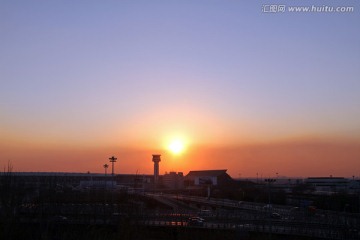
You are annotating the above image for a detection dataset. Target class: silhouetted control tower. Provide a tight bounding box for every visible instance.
[152,154,161,187]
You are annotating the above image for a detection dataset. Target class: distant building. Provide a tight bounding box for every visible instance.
[163,172,184,189]
[79,180,116,189]
[306,177,349,193]
[263,178,304,193]
[0,172,154,191]
[348,179,360,194]
[184,169,233,187]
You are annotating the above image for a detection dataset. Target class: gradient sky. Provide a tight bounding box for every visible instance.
[1,0,360,178]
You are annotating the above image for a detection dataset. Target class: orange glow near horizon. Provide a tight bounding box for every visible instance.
[2,137,360,178]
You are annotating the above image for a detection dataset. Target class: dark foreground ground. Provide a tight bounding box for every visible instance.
[0,221,326,240]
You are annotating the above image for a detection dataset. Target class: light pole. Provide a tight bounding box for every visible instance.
[265,178,276,205]
[264,178,276,240]
[109,156,117,177]
[109,156,117,190]
[103,164,109,176]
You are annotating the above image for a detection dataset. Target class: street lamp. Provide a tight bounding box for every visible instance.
[109,156,117,177]
[109,156,117,190]
[264,178,276,239]
[103,164,109,176]
[264,178,276,205]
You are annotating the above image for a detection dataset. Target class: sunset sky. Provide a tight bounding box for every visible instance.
[1,1,360,178]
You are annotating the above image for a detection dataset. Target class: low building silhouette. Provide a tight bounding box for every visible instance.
[184,169,233,187]
[306,177,349,194]
[162,172,184,190]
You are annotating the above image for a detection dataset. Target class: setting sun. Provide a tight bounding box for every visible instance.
[168,140,185,154]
